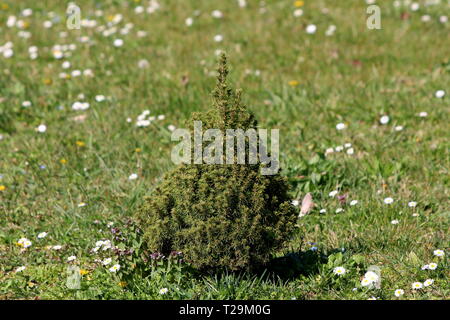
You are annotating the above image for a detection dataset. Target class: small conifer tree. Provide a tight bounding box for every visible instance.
[136,54,297,271]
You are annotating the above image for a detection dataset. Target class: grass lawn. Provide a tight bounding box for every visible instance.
[0,0,448,300]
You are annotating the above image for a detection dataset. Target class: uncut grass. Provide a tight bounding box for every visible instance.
[0,0,449,299]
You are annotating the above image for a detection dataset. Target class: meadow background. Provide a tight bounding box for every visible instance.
[0,0,448,300]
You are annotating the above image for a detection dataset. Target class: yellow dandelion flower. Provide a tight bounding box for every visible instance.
[119,281,127,288]
[294,1,304,7]
[76,141,85,147]
[1,3,9,10]
[43,78,52,85]
[0,185,6,191]
[79,269,89,276]
[135,148,142,153]
[288,80,299,87]
[60,158,67,164]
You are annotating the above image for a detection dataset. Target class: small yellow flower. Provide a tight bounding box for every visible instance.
[288,80,299,87]
[119,281,127,288]
[1,3,9,9]
[43,78,53,85]
[79,269,89,276]
[0,185,6,191]
[107,15,115,22]
[135,148,142,153]
[294,1,304,7]
[28,281,36,288]
[60,158,67,164]
[76,141,85,147]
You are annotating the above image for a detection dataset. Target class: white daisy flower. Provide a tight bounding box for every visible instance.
[333,266,346,275]
[394,125,404,131]
[350,200,358,206]
[67,255,77,262]
[138,59,150,69]
[319,209,327,213]
[71,70,81,77]
[433,249,444,257]
[383,197,394,204]
[211,10,223,18]
[379,115,390,125]
[336,123,346,130]
[394,289,404,297]
[408,201,417,207]
[6,15,17,28]
[364,271,379,283]
[185,17,193,26]
[22,238,32,248]
[62,61,71,69]
[411,282,423,290]
[109,264,120,272]
[159,287,169,295]
[52,245,62,250]
[335,208,344,213]
[36,124,47,133]
[95,240,105,247]
[423,279,434,287]
[22,8,33,17]
[306,24,317,34]
[421,15,431,22]
[391,219,399,225]
[292,200,299,206]
[72,101,90,111]
[128,173,138,180]
[410,3,419,11]
[214,34,223,42]
[418,111,428,117]
[325,25,336,36]
[37,232,48,239]
[435,90,445,99]
[83,69,94,77]
[293,9,303,17]
[329,190,338,197]
[428,263,437,270]
[361,278,372,287]
[3,48,14,59]
[113,39,124,47]
[15,266,26,273]
[102,258,112,265]
[238,0,247,8]
[52,49,64,59]
[95,95,106,102]
[92,246,100,253]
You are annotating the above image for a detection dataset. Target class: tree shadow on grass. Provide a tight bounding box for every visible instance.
[259,250,328,281]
